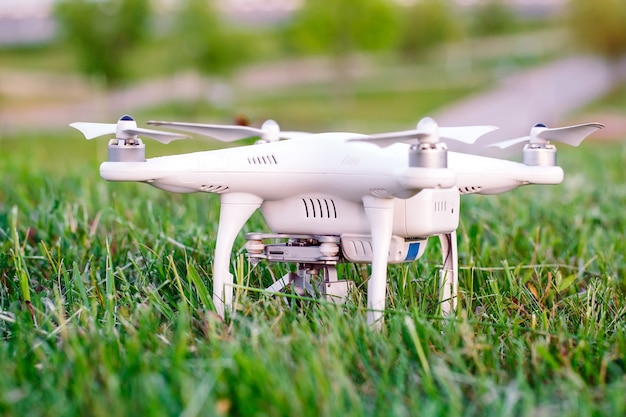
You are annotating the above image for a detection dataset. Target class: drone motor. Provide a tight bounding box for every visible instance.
[107,137,146,162]
[522,143,557,166]
[409,141,448,168]
[352,117,496,170]
[70,114,190,163]
[408,117,448,168]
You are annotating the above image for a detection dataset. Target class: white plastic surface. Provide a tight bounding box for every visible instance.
[76,116,604,327]
[341,234,428,264]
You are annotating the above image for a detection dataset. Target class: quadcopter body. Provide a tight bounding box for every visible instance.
[72,115,603,327]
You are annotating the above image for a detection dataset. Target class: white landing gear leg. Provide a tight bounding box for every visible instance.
[213,193,261,318]
[438,231,458,315]
[363,196,395,329]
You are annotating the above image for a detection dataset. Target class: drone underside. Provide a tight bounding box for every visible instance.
[243,187,459,315]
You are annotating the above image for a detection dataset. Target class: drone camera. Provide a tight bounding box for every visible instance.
[244,234,349,303]
[107,138,146,162]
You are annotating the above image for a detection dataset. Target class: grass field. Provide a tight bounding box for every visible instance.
[1,115,626,416]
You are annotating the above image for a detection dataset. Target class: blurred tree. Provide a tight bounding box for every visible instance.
[54,0,152,87]
[283,0,400,100]
[397,0,461,59]
[568,0,626,61]
[173,0,251,78]
[285,0,400,58]
[468,0,518,37]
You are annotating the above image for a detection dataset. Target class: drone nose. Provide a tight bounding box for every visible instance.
[534,123,547,128]
[120,114,135,121]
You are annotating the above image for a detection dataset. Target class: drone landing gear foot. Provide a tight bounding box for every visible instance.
[438,231,458,315]
[265,265,350,304]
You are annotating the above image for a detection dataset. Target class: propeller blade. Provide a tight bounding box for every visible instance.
[147,120,310,142]
[488,136,529,149]
[147,121,262,142]
[70,122,117,140]
[350,125,497,147]
[365,129,424,147]
[489,122,605,149]
[123,127,190,144]
[278,131,311,139]
[535,122,605,146]
[439,126,499,143]
[70,122,189,144]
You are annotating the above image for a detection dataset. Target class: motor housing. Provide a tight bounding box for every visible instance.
[108,138,146,162]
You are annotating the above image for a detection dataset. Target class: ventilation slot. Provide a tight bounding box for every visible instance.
[301,198,337,219]
[349,239,372,257]
[342,155,360,166]
[370,188,391,198]
[200,184,229,193]
[434,201,447,212]
[248,154,278,165]
[459,186,482,195]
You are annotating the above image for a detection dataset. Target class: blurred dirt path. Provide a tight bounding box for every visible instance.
[0,70,211,131]
[1,54,625,141]
[433,55,626,151]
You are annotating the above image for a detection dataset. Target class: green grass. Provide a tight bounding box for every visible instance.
[1,122,626,416]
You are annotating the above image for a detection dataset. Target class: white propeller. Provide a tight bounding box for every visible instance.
[350,117,498,147]
[147,119,309,143]
[489,122,605,149]
[70,115,190,144]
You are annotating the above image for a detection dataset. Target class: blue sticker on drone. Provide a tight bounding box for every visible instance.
[404,242,421,261]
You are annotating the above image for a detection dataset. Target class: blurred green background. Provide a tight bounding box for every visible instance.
[1,0,625,136]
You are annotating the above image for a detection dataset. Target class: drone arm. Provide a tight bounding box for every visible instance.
[363,196,395,329]
[213,193,262,318]
[438,232,458,314]
[450,153,564,194]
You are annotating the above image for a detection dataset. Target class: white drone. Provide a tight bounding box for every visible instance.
[71,115,603,328]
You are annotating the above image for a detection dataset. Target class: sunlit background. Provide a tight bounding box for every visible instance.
[0,0,625,139]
